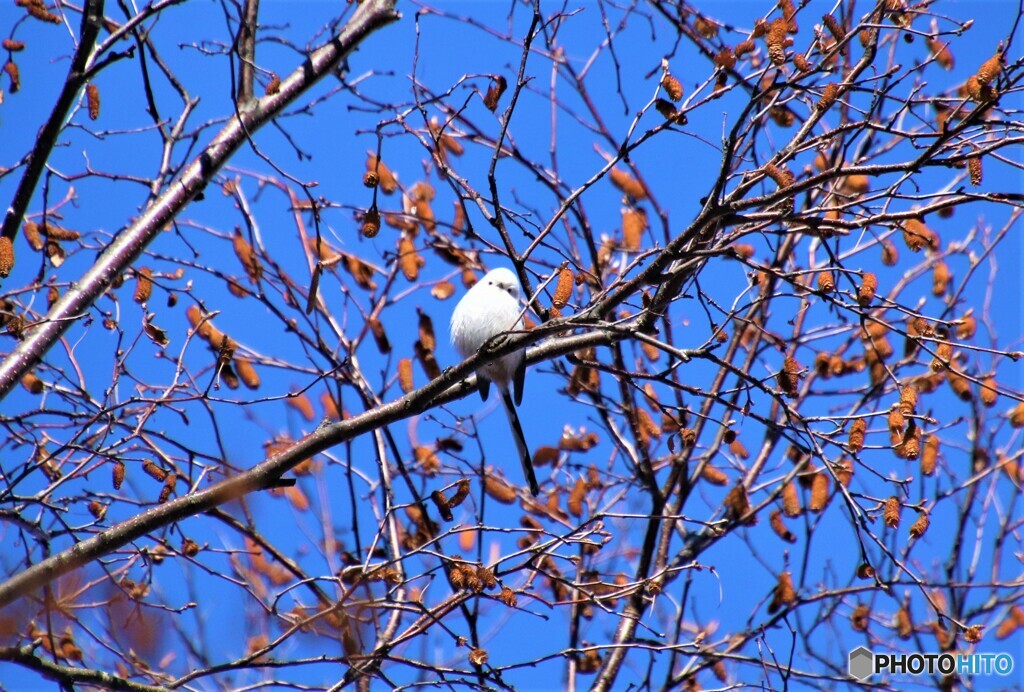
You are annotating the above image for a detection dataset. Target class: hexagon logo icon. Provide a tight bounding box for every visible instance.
[848,646,874,680]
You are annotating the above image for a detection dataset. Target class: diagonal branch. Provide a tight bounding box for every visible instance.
[0,0,400,399]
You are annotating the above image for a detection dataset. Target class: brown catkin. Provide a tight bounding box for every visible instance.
[700,464,728,486]
[793,53,810,72]
[975,51,1003,86]
[822,14,844,42]
[398,236,423,281]
[782,480,801,516]
[398,358,414,393]
[909,513,930,538]
[661,73,683,102]
[232,228,261,282]
[816,270,835,293]
[899,386,918,416]
[968,156,982,186]
[0,236,13,278]
[482,476,517,504]
[2,39,25,51]
[858,272,877,306]
[610,167,647,199]
[86,83,100,120]
[980,377,998,407]
[567,478,586,517]
[766,18,789,65]
[361,208,381,238]
[552,268,573,309]
[883,496,901,528]
[621,207,647,251]
[849,419,866,453]
[808,472,829,512]
[1010,402,1024,428]
[113,460,125,489]
[927,36,954,70]
[235,358,260,389]
[778,356,801,397]
[365,153,397,194]
[133,267,153,304]
[483,75,507,111]
[881,240,898,266]
[957,314,977,340]
[770,509,797,543]
[816,83,839,111]
[734,39,756,58]
[763,163,794,188]
[768,571,796,613]
[932,261,951,296]
[921,434,938,475]
[21,371,43,393]
[4,60,20,92]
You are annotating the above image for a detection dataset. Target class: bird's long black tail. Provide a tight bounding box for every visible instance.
[500,388,539,496]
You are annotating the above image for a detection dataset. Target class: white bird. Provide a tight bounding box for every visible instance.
[450,267,539,496]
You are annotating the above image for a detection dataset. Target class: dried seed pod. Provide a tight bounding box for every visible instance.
[417,309,435,352]
[4,60,20,92]
[769,509,796,543]
[24,2,61,23]
[112,460,126,489]
[841,174,870,194]
[286,392,315,421]
[778,356,801,397]
[700,464,728,486]
[931,260,951,296]
[947,369,972,401]
[621,207,647,251]
[896,607,914,639]
[398,235,424,281]
[567,478,586,517]
[552,268,573,308]
[724,483,753,524]
[1010,402,1024,428]
[975,51,1003,86]
[158,473,176,503]
[921,434,938,475]
[133,267,153,303]
[654,98,681,122]
[763,163,794,188]
[902,218,938,252]
[968,155,982,186]
[431,280,455,300]
[816,83,839,111]
[0,236,13,278]
[367,317,390,354]
[848,419,866,453]
[232,228,261,283]
[858,272,878,306]
[482,75,507,111]
[980,377,998,407]
[766,18,789,65]
[143,460,168,482]
[661,73,683,101]
[816,270,835,293]
[881,240,898,266]
[768,571,795,613]
[610,168,647,199]
[899,386,918,416]
[414,339,441,379]
[909,512,930,538]
[927,35,954,70]
[694,15,719,38]
[23,221,43,251]
[365,153,397,194]
[956,314,976,340]
[808,472,829,512]
[883,496,901,528]
[482,475,517,504]
[782,480,801,517]
[822,14,844,42]
[21,371,43,393]
[86,83,100,120]
[397,358,414,392]
[2,39,25,51]
[931,341,953,371]
[430,490,453,522]
[235,358,260,389]
[449,479,471,508]
[360,208,381,238]
[851,603,870,632]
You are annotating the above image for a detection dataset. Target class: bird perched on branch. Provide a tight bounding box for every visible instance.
[450,267,539,496]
